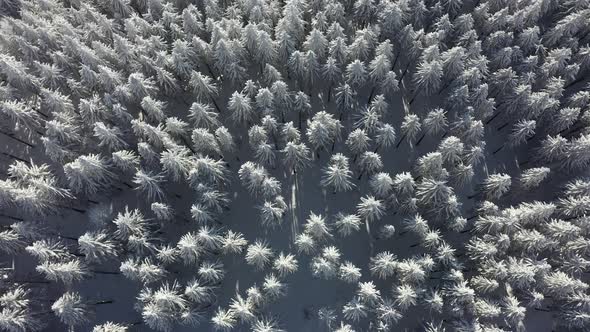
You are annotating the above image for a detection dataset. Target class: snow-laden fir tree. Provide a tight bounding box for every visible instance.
[3,1,590,331]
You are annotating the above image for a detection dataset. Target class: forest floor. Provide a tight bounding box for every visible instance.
[0,68,558,331]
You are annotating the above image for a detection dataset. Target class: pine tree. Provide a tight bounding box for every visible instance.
[113,207,147,240]
[419,108,447,145]
[140,96,167,123]
[78,231,118,263]
[0,100,40,134]
[355,107,382,134]
[215,126,237,156]
[112,150,140,172]
[321,155,355,193]
[211,308,236,332]
[189,71,220,111]
[339,261,362,283]
[357,152,383,178]
[228,91,254,125]
[346,60,367,88]
[253,317,284,332]
[346,129,371,158]
[508,120,536,148]
[258,197,286,227]
[304,212,332,241]
[369,172,394,197]
[412,59,443,100]
[294,233,315,254]
[160,146,194,182]
[293,91,312,127]
[481,173,512,200]
[255,88,274,114]
[261,274,285,300]
[131,120,173,149]
[335,83,356,119]
[323,57,341,101]
[328,31,346,59]
[273,252,299,277]
[188,102,220,129]
[92,322,128,332]
[342,297,367,322]
[133,169,165,202]
[397,114,422,148]
[374,124,396,152]
[198,260,225,284]
[357,195,385,223]
[64,154,116,196]
[245,240,274,270]
[376,71,399,100]
[37,259,89,285]
[519,167,550,190]
[306,111,342,154]
[52,292,91,329]
[438,136,464,165]
[221,230,248,255]
[369,53,391,85]
[282,141,311,173]
[127,72,156,102]
[191,128,220,155]
[93,122,128,151]
[26,239,70,262]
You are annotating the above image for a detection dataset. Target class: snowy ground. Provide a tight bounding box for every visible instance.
[0,65,565,331]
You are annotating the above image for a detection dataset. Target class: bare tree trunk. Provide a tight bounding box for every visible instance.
[273,134,280,150]
[209,95,222,113]
[206,63,217,80]
[564,124,586,137]
[415,133,426,146]
[367,86,375,105]
[398,62,412,84]
[409,90,419,105]
[180,97,192,107]
[564,74,588,89]
[180,136,197,154]
[54,234,79,241]
[92,270,120,275]
[10,279,50,285]
[497,122,509,131]
[492,144,504,154]
[437,77,456,95]
[485,109,503,125]
[391,53,399,71]
[0,213,23,221]
[53,203,86,214]
[365,219,374,255]
[1,152,29,164]
[0,131,35,148]
[395,133,407,148]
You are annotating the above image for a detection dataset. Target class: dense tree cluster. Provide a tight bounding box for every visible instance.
[0,0,590,331]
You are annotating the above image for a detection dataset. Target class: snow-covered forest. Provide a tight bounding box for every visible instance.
[0,0,589,330]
